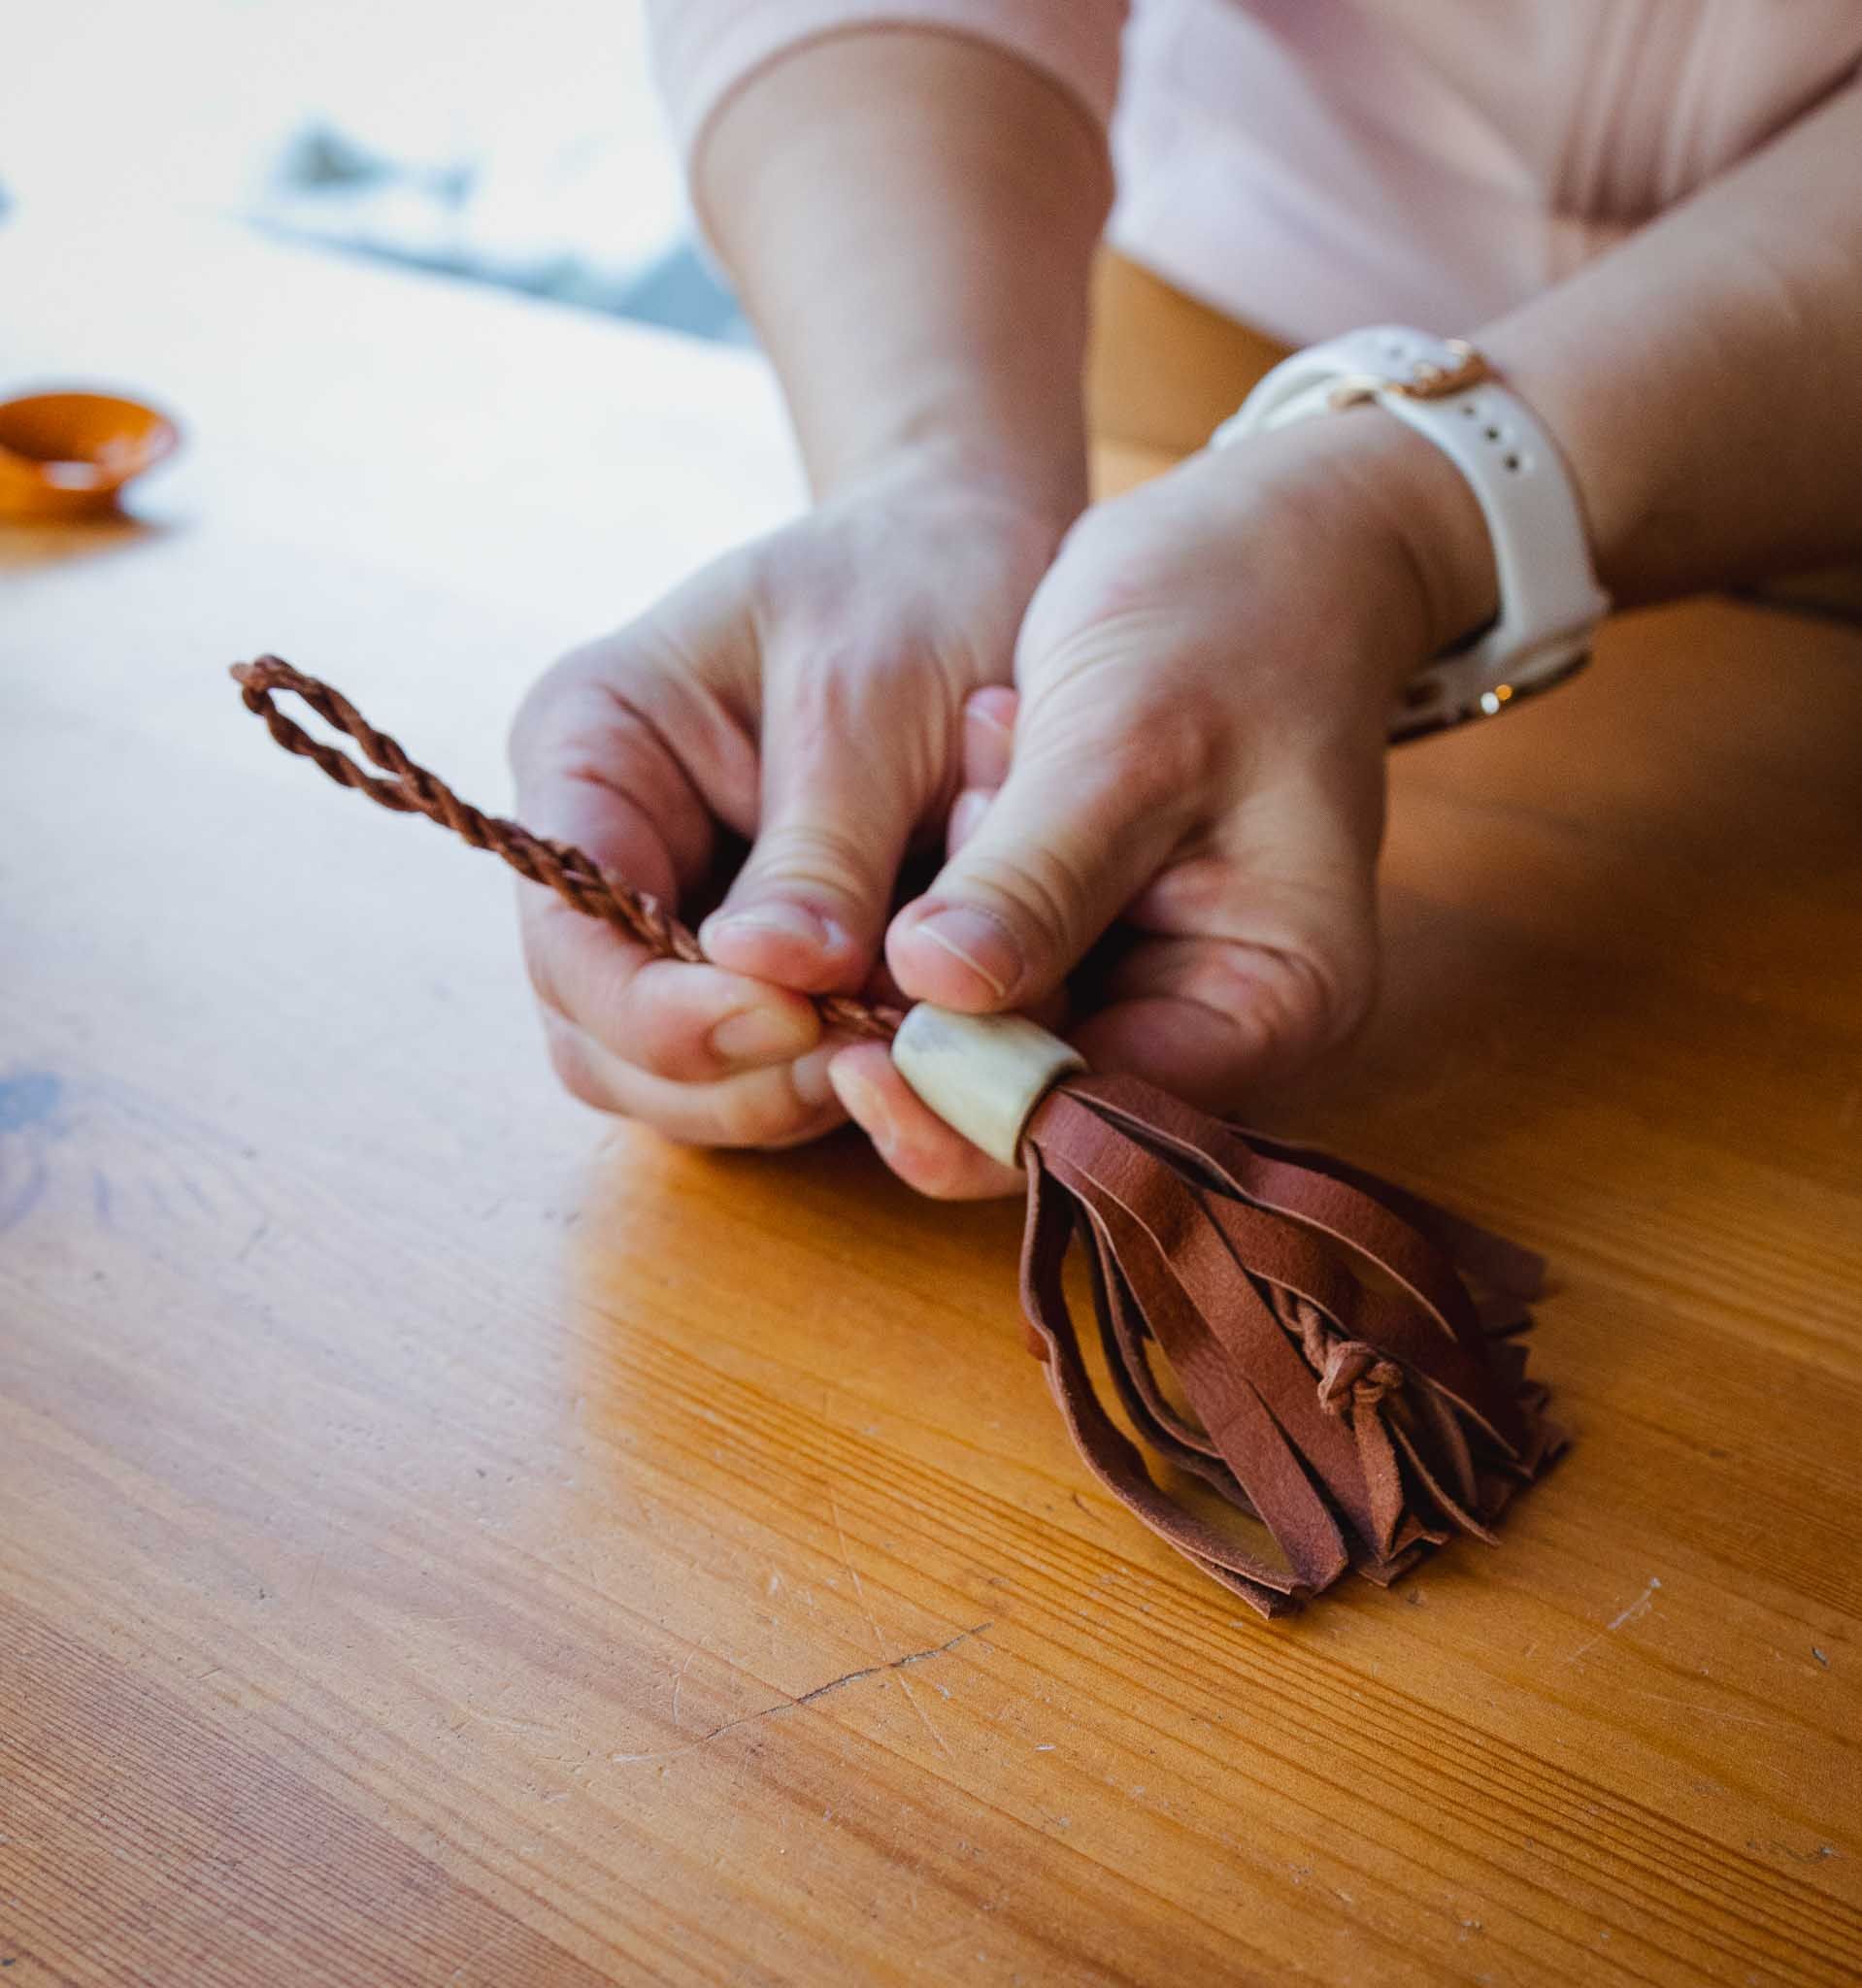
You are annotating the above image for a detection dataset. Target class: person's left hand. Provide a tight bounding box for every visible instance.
[827,413,1495,1196]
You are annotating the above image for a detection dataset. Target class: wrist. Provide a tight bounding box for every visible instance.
[826,428,1087,549]
[810,362,1092,531]
[1219,414,1498,696]
[1214,330,1617,738]
[1327,409,1501,659]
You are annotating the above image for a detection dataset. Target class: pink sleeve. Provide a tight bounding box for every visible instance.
[647,1,1127,158]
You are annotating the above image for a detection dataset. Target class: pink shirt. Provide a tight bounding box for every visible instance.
[648,0,1862,344]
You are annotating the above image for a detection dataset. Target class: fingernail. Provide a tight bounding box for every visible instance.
[828,1058,897,1151]
[948,788,990,851]
[709,1003,815,1068]
[790,1043,840,1110]
[910,904,1022,1001]
[965,691,1015,741]
[704,900,844,954]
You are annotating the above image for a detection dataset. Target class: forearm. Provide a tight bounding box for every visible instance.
[1480,81,1862,609]
[694,27,1112,521]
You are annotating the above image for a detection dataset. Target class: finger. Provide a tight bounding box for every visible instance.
[962,685,1016,788]
[513,745,818,1083]
[702,652,945,996]
[511,673,699,906]
[887,668,1201,1011]
[827,1044,1024,1200]
[946,787,992,857]
[511,627,810,1080]
[1071,937,1362,1108]
[524,895,821,1081]
[947,688,1015,854]
[510,618,761,899]
[1073,772,1381,1104]
[543,1011,848,1149]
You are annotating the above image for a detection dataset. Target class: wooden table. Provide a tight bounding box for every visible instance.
[3,209,1857,1987]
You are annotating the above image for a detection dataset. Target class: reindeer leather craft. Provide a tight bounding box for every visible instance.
[233,656,1562,1617]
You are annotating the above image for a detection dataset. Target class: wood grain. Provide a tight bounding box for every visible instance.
[1,211,1856,1987]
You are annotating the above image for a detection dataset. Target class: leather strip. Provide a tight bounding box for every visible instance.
[1066,1074,1529,1452]
[1053,1157,1354,1589]
[1019,1162,1307,1613]
[1020,1081,1559,1607]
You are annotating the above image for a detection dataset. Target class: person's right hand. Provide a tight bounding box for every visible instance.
[507,462,1068,1150]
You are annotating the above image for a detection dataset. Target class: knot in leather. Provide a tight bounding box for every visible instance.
[1316,1339,1405,1419]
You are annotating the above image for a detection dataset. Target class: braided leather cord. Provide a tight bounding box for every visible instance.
[230,657,902,1042]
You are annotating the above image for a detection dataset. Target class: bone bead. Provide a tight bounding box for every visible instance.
[889,1005,1085,1169]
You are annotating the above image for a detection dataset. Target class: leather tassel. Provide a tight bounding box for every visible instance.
[1008,1073,1562,1614]
[231,657,1562,1620]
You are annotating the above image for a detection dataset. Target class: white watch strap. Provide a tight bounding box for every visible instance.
[1214,327,1611,739]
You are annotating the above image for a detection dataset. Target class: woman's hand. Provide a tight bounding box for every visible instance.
[827,413,1497,1198]
[508,461,1069,1150]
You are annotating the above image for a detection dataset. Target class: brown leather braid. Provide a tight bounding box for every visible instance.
[229,657,902,1041]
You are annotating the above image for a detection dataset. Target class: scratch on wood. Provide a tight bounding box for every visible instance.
[1612,1687,1789,1734]
[827,1487,879,1641]
[670,1640,704,1732]
[608,1622,992,1767]
[1606,1577,1662,1632]
[829,1485,952,1759]
[1566,1576,1661,1664]
[459,1706,561,1738]
[1747,1838,1838,1865]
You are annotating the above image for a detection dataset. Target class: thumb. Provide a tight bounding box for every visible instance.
[886,670,1200,1011]
[702,657,938,996]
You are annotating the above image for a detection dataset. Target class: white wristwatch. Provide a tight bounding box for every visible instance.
[1213,326,1611,741]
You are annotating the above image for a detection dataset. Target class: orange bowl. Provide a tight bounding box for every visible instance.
[0,390,181,521]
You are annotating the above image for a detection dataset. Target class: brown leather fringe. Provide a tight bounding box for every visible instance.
[1019,1077,1561,1614]
[233,658,1560,1616]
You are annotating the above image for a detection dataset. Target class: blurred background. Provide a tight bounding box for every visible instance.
[3,0,748,344]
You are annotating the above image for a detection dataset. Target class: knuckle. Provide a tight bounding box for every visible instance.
[508,649,633,792]
[521,922,567,1020]
[957,843,1094,963]
[1027,663,1219,792]
[508,654,581,774]
[747,817,883,897]
[543,1021,612,1113]
[509,560,748,779]
[1123,709,1217,809]
[659,1037,726,1086]
[1045,496,1174,624]
[889,1135,1008,1201]
[712,1076,807,1150]
[898,1146,974,1201]
[751,1109,842,1153]
[623,1026,699,1084]
[520,898,607,1026]
[1209,931,1374,1061]
[1052,495,1138,580]
[1315,951,1377,1050]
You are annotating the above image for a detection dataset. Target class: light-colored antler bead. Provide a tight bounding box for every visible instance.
[889,1005,1085,1168]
